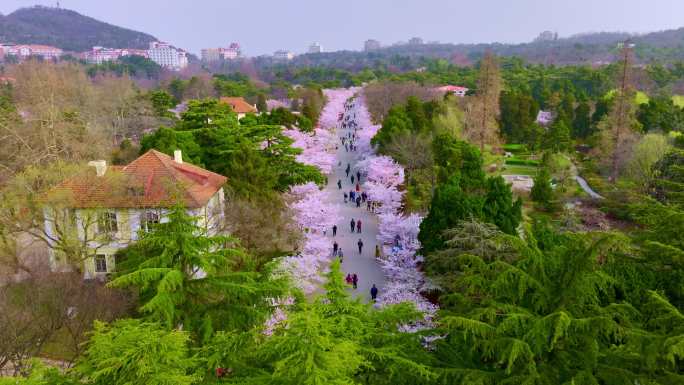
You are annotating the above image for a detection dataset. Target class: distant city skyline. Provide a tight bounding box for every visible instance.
[2,0,684,56]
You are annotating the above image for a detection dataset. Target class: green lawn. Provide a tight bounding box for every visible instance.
[604,90,684,106]
[499,164,538,176]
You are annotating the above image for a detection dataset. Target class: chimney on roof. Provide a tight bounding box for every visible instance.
[87,160,107,177]
[174,149,183,164]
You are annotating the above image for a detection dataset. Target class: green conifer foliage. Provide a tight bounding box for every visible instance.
[110,205,283,338]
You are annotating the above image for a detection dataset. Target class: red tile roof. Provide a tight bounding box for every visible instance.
[219,97,258,114]
[52,150,227,209]
[437,85,469,93]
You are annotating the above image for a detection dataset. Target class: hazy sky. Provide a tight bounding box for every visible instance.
[2,0,683,55]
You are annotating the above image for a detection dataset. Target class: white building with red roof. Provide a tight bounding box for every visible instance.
[1,44,63,61]
[44,149,227,276]
[436,85,469,97]
[84,46,150,64]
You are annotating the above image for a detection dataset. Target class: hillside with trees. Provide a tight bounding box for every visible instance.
[0,6,157,51]
[0,8,684,382]
[252,27,684,73]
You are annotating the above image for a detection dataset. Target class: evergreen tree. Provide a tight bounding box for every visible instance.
[572,101,592,138]
[419,175,484,253]
[256,93,268,113]
[110,205,283,337]
[482,176,522,234]
[405,96,428,133]
[200,260,435,385]
[531,167,555,211]
[427,222,684,384]
[544,118,572,152]
[74,319,198,385]
[651,148,684,205]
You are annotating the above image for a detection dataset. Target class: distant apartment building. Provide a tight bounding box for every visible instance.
[201,43,241,62]
[308,42,322,54]
[408,37,424,45]
[0,44,63,61]
[84,46,149,64]
[273,49,294,61]
[535,31,558,42]
[364,39,381,51]
[223,43,241,59]
[201,48,221,62]
[148,41,188,70]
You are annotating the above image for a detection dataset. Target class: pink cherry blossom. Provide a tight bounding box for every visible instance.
[346,92,438,328]
[277,89,355,294]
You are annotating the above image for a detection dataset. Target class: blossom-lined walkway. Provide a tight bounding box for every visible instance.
[282,89,436,317]
[322,99,385,301]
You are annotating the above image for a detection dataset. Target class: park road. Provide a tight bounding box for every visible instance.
[321,104,386,302]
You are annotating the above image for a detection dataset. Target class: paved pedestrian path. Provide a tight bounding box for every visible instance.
[321,108,386,301]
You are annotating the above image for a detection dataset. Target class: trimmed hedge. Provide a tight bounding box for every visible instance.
[505,158,540,166]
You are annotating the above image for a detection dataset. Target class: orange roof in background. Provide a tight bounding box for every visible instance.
[52,150,227,209]
[219,97,258,114]
[436,85,469,93]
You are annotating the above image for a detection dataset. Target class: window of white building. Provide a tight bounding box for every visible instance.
[141,210,160,232]
[95,254,107,273]
[98,211,118,234]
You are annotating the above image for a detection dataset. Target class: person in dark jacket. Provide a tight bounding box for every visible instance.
[370,284,378,301]
[350,218,356,233]
[357,239,364,254]
[352,273,358,289]
[332,225,337,237]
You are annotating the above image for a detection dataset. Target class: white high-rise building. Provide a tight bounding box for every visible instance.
[308,42,322,54]
[201,43,241,62]
[364,39,381,51]
[273,50,294,61]
[148,42,187,70]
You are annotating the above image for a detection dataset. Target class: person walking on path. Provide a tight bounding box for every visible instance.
[332,225,337,237]
[356,196,361,207]
[350,218,356,233]
[338,248,344,262]
[356,170,361,182]
[370,284,378,301]
[346,273,353,285]
[355,183,360,192]
[346,164,350,177]
[356,219,362,233]
[350,190,355,202]
[337,179,342,189]
[351,175,355,184]
[344,192,348,203]
[352,273,358,289]
[333,241,338,256]
[358,239,364,254]
[366,200,371,211]
[375,244,381,259]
